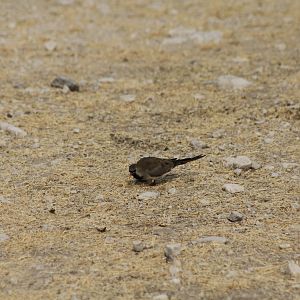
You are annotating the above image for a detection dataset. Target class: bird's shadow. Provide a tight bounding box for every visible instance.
[129,173,179,186]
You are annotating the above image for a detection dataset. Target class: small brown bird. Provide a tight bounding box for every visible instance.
[129,154,205,184]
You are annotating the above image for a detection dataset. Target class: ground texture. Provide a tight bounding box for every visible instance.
[0,0,299,299]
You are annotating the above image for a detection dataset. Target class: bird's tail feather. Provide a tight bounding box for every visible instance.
[171,154,205,167]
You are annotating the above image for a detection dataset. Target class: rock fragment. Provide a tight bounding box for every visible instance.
[287,261,300,277]
[0,233,10,242]
[190,139,209,150]
[120,94,136,102]
[138,191,160,201]
[224,156,253,170]
[193,236,228,244]
[44,40,57,52]
[0,122,27,137]
[223,183,244,193]
[217,75,252,90]
[164,243,182,262]
[132,241,145,253]
[51,76,79,92]
[228,211,244,222]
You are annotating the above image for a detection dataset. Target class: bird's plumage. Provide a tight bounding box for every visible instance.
[129,154,205,184]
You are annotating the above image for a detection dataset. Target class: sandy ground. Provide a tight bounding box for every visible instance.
[0,0,299,299]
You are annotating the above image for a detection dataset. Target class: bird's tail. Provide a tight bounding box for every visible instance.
[171,154,205,167]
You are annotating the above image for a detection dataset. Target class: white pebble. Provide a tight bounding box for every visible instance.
[223,183,245,193]
[195,236,228,244]
[224,156,253,170]
[44,40,57,52]
[138,191,160,201]
[217,75,252,90]
[0,122,27,137]
[0,233,10,242]
[120,94,136,102]
[287,261,300,277]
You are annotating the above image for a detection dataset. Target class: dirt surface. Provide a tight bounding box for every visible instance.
[0,0,299,299]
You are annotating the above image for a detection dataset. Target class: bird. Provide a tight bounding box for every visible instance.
[129,154,205,184]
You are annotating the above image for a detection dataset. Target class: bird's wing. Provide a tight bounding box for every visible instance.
[147,160,173,177]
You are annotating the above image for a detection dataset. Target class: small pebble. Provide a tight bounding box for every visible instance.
[138,191,160,201]
[132,241,145,253]
[211,129,225,138]
[228,211,244,222]
[279,243,291,249]
[223,183,244,194]
[51,76,79,92]
[0,122,27,137]
[44,40,57,52]
[152,294,169,300]
[224,156,253,170]
[194,236,228,244]
[120,94,136,102]
[234,168,242,176]
[193,93,205,100]
[287,261,300,277]
[0,233,10,242]
[217,75,252,90]
[190,139,209,150]
[164,243,182,262]
[271,172,279,178]
[168,188,177,195]
[0,196,10,204]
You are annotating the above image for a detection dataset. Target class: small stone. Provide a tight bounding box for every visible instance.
[0,196,10,204]
[152,294,169,300]
[275,43,286,51]
[164,243,182,262]
[251,161,261,170]
[264,137,274,144]
[195,236,228,244]
[271,172,279,178]
[0,233,10,242]
[291,202,300,210]
[138,191,160,201]
[168,188,177,195]
[41,224,55,231]
[264,165,275,170]
[57,0,74,5]
[234,168,242,176]
[228,211,244,222]
[193,93,205,100]
[287,261,300,277]
[211,129,225,138]
[73,128,80,133]
[224,156,252,170]
[120,94,136,102]
[162,27,222,46]
[0,122,27,137]
[223,183,244,193]
[44,40,57,52]
[62,85,70,94]
[51,76,79,92]
[132,241,145,252]
[279,243,291,249]
[217,75,252,90]
[98,77,115,83]
[282,163,299,170]
[190,139,209,150]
